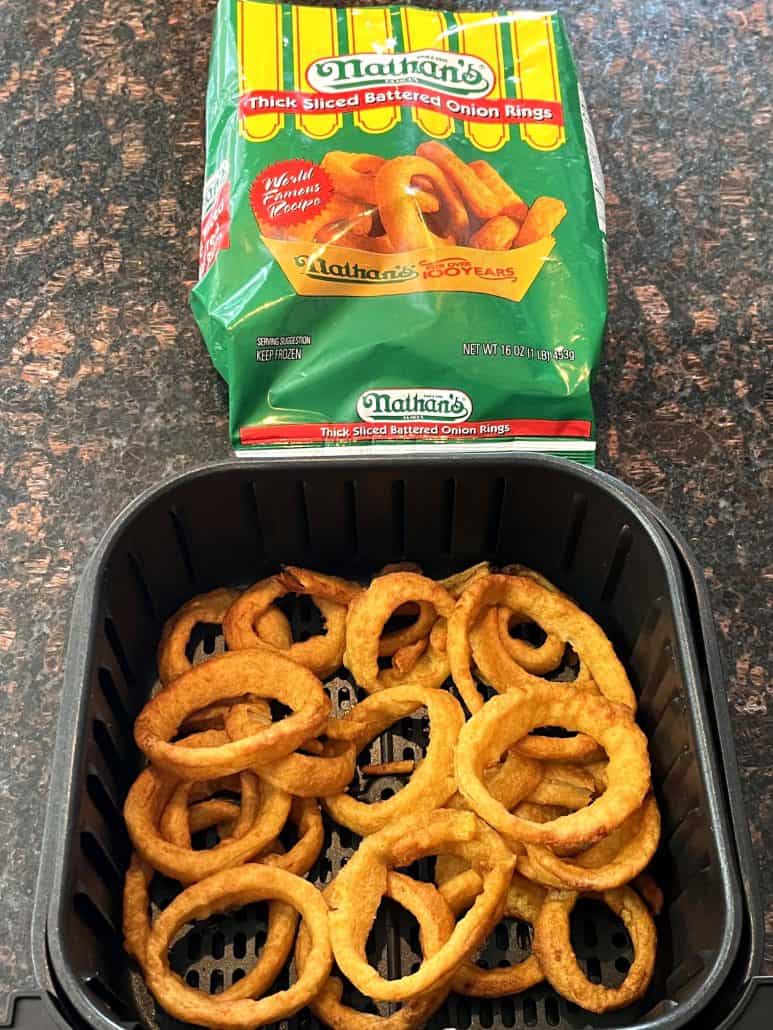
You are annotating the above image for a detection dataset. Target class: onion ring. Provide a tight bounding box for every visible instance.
[455,684,650,850]
[259,797,325,876]
[532,886,656,1012]
[415,142,500,221]
[323,685,465,835]
[295,872,455,1030]
[448,573,636,716]
[344,573,455,692]
[124,796,300,1003]
[143,864,333,1029]
[633,871,664,916]
[328,808,515,1002]
[134,649,330,780]
[375,156,469,250]
[468,160,529,223]
[522,795,661,891]
[439,868,545,997]
[360,760,416,777]
[391,635,429,674]
[225,701,357,796]
[124,764,291,884]
[223,568,359,678]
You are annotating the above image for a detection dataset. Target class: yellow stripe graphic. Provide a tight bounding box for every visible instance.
[238,0,283,143]
[293,6,342,140]
[510,16,565,151]
[346,7,400,134]
[400,8,453,139]
[453,12,509,152]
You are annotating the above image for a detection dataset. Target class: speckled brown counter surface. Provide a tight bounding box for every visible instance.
[0,0,770,1015]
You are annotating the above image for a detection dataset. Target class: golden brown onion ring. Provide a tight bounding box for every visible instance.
[225,701,357,797]
[455,684,650,850]
[328,809,515,1002]
[533,887,656,1012]
[295,872,455,1030]
[344,573,455,692]
[448,573,636,716]
[134,649,330,780]
[323,685,465,835]
[522,795,661,891]
[143,865,333,1029]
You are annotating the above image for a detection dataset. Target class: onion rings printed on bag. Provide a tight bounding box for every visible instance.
[323,685,465,835]
[455,684,650,850]
[533,886,656,1012]
[295,872,456,1030]
[134,649,330,780]
[468,160,529,224]
[416,142,501,221]
[375,155,470,250]
[344,572,455,692]
[143,864,333,1030]
[522,795,661,891]
[225,701,358,797]
[449,573,636,716]
[223,567,360,679]
[328,809,515,1002]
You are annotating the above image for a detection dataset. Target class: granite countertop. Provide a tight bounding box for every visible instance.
[0,0,770,1020]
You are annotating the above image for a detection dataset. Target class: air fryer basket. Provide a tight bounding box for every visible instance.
[32,456,754,1030]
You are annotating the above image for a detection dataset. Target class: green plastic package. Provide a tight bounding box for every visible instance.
[191,1,606,461]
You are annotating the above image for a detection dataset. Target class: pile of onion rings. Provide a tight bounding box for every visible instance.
[261,143,566,255]
[123,563,662,1027]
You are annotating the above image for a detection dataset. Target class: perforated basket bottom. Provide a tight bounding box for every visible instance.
[126,619,658,1030]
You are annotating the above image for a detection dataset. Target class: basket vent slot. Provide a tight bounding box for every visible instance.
[97,666,133,731]
[344,480,359,555]
[86,773,123,834]
[92,719,124,780]
[443,478,456,553]
[103,616,135,686]
[298,481,312,551]
[244,481,267,560]
[85,976,132,1020]
[127,552,157,624]
[170,507,196,583]
[80,830,121,892]
[600,524,633,602]
[73,891,118,943]
[486,476,506,553]
[560,492,587,570]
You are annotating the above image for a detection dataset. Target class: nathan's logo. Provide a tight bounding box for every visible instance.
[293,254,418,285]
[357,388,473,424]
[307,49,495,99]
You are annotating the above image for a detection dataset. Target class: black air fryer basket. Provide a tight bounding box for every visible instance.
[17,456,771,1030]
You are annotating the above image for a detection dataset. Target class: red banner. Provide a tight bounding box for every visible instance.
[239,88,563,127]
[240,418,591,446]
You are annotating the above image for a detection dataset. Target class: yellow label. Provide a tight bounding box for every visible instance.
[510,16,565,151]
[345,8,400,134]
[262,235,555,302]
[453,13,509,153]
[399,8,453,139]
[292,6,342,140]
[238,0,283,143]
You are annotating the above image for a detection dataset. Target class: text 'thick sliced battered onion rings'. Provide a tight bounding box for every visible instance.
[225,701,357,797]
[133,649,330,780]
[143,864,333,1030]
[295,872,456,1030]
[533,886,656,1012]
[522,795,661,891]
[323,685,465,835]
[223,567,361,679]
[344,572,455,692]
[448,573,636,719]
[328,809,515,1002]
[455,684,650,850]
